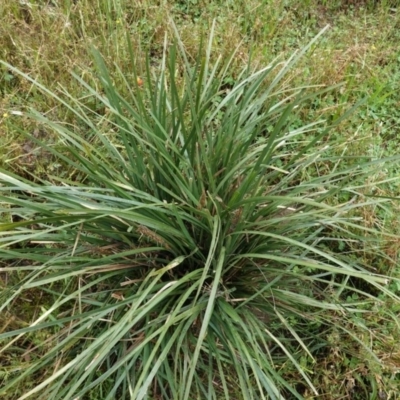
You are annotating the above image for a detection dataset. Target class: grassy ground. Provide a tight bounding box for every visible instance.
[1,0,400,398]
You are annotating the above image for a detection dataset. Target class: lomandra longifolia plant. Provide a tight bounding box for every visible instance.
[1,24,399,400]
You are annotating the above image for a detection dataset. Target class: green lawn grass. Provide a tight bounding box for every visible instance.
[1,1,400,399]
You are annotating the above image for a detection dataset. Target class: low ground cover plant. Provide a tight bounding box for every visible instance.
[1,23,399,400]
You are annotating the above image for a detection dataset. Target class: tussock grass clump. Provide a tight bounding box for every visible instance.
[0,25,399,399]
